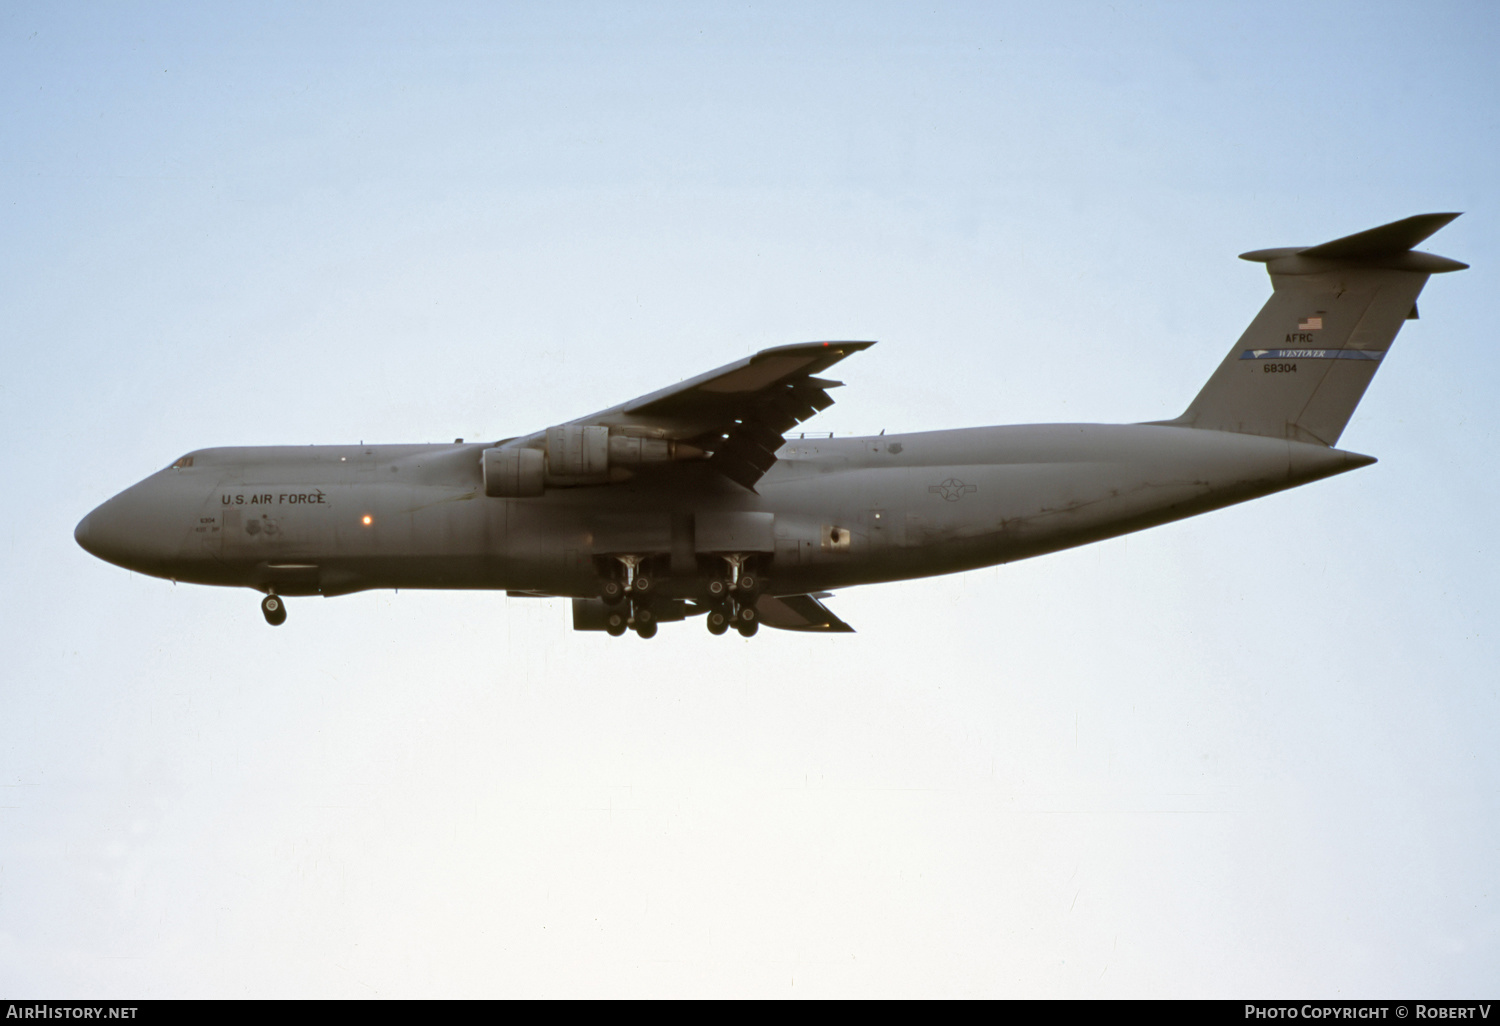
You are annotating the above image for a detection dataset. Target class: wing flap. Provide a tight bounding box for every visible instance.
[756,593,856,633]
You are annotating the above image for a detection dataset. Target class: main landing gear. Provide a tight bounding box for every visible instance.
[703,594,759,637]
[595,551,768,639]
[261,592,287,627]
[599,555,661,639]
[704,553,761,638]
[602,602,658,639]
[704,601,758,637]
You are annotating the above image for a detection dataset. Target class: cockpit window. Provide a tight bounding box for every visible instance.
[172,455,194,469]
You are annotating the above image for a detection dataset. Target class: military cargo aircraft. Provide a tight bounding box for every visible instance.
[75,214,1465,637]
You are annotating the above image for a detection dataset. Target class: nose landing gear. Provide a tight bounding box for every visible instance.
[261,593,287,627]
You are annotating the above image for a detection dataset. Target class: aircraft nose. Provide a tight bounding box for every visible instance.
[75,500,126,564]
[75,490,160,571]
[74,511,96,555]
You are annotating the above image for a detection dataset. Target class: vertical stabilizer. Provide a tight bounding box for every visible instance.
[1163,214,1465,446]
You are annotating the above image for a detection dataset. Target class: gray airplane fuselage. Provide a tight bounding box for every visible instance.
[73,214,1465,633]
[75,422,1371,600]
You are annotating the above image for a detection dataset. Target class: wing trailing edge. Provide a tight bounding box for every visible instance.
[756,592,855,633]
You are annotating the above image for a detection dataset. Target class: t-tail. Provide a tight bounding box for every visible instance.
[1161,213,1467,446]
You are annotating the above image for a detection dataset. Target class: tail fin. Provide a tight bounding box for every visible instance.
[1163,213,1466,446]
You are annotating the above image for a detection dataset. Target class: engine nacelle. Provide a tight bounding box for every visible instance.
[482,446,545,497]
[483,426,704,497]
[544,425,610,484]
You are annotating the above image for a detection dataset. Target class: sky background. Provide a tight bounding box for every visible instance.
[2,0,1497,998]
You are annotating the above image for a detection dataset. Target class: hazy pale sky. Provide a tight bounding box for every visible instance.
[3,1,1497,997]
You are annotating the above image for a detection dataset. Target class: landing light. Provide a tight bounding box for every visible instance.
[362,515,373,526]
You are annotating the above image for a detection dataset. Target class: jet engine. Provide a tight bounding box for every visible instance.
[482,425,703,497]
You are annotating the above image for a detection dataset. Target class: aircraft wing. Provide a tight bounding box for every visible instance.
[755,592,856,633]
[534,341,875,490]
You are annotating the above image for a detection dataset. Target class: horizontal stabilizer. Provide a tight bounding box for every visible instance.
[1299,212,1461,260]
[1240,212,1468,272]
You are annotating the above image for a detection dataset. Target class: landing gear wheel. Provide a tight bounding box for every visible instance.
[261,594,287,627]
[737,605,757,626]
[736,573,759,597]
[735,619,759,638]
[635,620,658,639]
[605,610,628,636]
[600,579,625,606]
[632,575,653,596]
[706,578,728,599]
[706,608,730,635]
